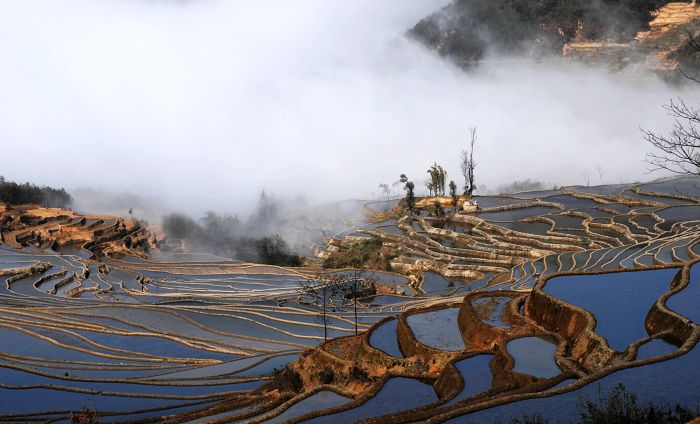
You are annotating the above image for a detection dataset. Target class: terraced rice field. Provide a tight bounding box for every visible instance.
[1,177,700,422]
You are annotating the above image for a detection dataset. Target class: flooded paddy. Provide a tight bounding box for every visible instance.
[1,178,699,422]
[407,307,465,351]
[506,336,560,378]
[544,268,680,351]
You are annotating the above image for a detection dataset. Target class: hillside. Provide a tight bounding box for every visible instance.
[409,0,699,71]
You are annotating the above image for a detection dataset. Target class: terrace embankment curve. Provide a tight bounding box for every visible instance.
[1,178,700,422]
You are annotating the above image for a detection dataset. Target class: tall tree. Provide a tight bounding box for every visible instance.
[405,181,416,212]
[378,183,391,211]
[438,165,447,195]
[449,180,458,207]
[595,164,605,185]
[427,163,448,196]
[425,180,434,197]
[461,128,477,196]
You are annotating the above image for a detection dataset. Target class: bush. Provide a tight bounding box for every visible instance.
[502,383,697,424]
[161,211,302,266]
[318,367,335,384]
[507,414,548,424]
[323,239,394,270]
[577,383,695,424]
[348,364,369,381]
[70,407,99,424]
[273,366,303,393]
[255,235,302,266]
[162,213,200,240]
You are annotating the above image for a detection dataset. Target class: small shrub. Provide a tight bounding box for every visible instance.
[323,239,395,270]
[507,414,548,424]
[578,383,695,424]
[255,235,302,266]
[502,383,697,424]
[273,366,303,393]
[70,407,99,424]
[348,364,369,381]
[318,367,335,384]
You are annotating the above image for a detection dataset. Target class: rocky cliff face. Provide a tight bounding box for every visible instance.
[410,0,699,73]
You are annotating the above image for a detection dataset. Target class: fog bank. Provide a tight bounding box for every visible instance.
[1,0,697,216]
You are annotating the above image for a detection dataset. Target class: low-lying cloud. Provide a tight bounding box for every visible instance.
[1,0,697,217]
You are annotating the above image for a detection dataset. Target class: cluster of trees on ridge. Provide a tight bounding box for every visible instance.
[0,175,72,208]
[396,126,477,214]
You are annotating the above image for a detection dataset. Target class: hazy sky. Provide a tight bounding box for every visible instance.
[1,0,697,216]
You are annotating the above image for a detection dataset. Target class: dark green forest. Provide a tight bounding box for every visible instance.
[0,176,72,208]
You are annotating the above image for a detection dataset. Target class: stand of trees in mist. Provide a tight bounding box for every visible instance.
[497,179,548,194]
[410,0,677,64]
[397,127,478,214]
[0,176,72,208]
[161,192,302,266]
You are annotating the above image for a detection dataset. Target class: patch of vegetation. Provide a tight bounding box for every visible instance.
[507,414,548,424]
[497,179,548,195]
[0,176,72,208]
[161,212,301,266]
[273,366,304,393]
[318,367,335,384]
[70,407,99,424]
[322,239,395,270]
[255,235,302,266]
[348,364,369,381]
[409,0,675,65]
[578,383,696,424]
[503,383,697,424]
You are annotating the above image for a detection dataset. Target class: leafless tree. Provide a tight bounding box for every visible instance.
[300,274,343,341]
[300,270,377,338]
[642,99,700,175]
[341,269,377,335]
[425,179,434,197]
[595,164,604,185]
[583,171,591,187]
[378,183,391,210]
[642,33,700,176]
[461,127,477,196]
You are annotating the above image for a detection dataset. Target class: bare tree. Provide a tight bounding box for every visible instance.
[642,34,700,176]
[595,164,605,185]
[342,269,377,335]
[300,275,343,341]
[583,171,591,187]
[301,270,377,338]
[642,99,700,175]
[461,128,477,196]
[378,183,391,210]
